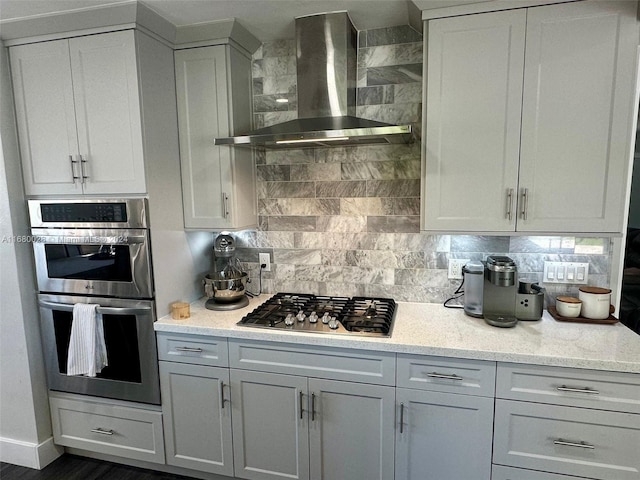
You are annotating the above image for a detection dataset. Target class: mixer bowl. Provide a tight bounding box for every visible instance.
[203,272,248,302]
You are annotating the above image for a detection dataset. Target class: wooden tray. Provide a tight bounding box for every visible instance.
[548,305,618,324]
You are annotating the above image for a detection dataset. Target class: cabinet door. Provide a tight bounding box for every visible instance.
[69,31,146,194]
[395,388,493,480]
[423,9,525,232]
[230,369,309,480]
[10,39,81,195]
[308,378,395,480]
[175,46,233,229]
[159,362,233,476]
[518,0,638,233]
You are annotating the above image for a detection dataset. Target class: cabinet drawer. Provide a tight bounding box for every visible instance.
[229,339,396,385]
[497,363,640,413]
[49,395,164,464]
[493,399,640,480]
[157,332,228,366]
[397,354,496,397]
[492,465,589,480]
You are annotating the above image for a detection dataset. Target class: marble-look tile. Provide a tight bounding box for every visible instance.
[259,198,340,216]
[266,181,316,198]
[273,248,322,265]
[366,179,421,197]
[393,83,423,104]
[268,216,317,231]
[392,198,420,215]
[256,164,290,182]
[271,279,319,295]
[261,56,296,76]
[316,180,367,198]
[263,75,297,96]
[345,250,426,269]
[295,265,344,283]
[295,232,380,250]
[395,268,449,287]
[254,94,291,113]
[262,111,297,128]
[291,163,341,181]
[254,148,266,166]
[365,25,422,47]
[319,282,365,297]
[258,215,268,230]
[263,39,295,57]
[252,59,263,78]
[357,103,421,124]
[358,44,423,69]
[451,235,511,253]
[266,148,315,165]
[252,45,263,61]
[235,247,273,263]
[234,230,295,249]
[509,236,578,254]
[358,30,367,48]
[367,216,420,233]
[321,249,348,266]
[253,114,265,130]
[340,198,393,216]
[393,159,421,179]
[341,161,395,180]
[315,146,359,163]
[344,266,395,285]
[317,215,368,233]
[253,78,264,95]
[357,86,386,106]
[366,64,422,85]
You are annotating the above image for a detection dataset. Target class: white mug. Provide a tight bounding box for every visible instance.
[578,287,611,320]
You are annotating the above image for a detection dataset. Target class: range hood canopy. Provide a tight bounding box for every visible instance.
[215,12,414,149]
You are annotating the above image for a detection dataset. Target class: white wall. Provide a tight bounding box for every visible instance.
[0,43,62,469]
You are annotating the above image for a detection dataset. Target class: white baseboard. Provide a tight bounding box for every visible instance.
[0,435,63,469]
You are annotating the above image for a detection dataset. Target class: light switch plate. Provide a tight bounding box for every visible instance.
[543,261,589,285]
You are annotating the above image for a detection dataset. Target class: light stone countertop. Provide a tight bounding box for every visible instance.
[155,294,640,374]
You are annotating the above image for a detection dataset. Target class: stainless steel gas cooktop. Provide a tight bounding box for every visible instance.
[237,293,396,337]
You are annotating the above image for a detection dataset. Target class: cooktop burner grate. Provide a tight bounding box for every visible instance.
[237,293,396,337]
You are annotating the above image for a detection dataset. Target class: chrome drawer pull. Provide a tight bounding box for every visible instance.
[220,381,227,409]
[311,393,316,422]
[553,439,595,449]
[557,385,599,395]
[91,428,114,436]
[425,372,463,381]
[299,391,304,419]
[399,403,405,434]
[175,346,203,353]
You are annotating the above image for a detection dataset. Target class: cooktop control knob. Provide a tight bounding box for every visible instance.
[328,317,339,330]
[296,310,306,322]
[321,312,331,324]
[308,312,318,323]
[284,314,295,326]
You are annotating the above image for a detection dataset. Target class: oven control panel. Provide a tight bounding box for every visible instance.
[41,203,127,223]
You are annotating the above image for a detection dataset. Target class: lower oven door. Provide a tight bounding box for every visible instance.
[38,294,160,405]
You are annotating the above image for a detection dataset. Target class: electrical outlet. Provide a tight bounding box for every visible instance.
[448,258,470,280]
[259,252,271,272]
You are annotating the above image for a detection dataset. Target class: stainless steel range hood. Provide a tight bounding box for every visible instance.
[215,12,414,149]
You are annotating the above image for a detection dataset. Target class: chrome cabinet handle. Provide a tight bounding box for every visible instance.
[399,403,405,434]
[311,393,316,421]
[80,155,89,184]
[299,391,304,419]
[69,155,80,183]
[505,188,514,221]
[425,372,463,381]
[222,193,230,219]
[174,346,203,353]
[220,381,226,409]
[520,188,529,220]
[553,439,595,449]
[91,427,114,435]
[557,385,599,395]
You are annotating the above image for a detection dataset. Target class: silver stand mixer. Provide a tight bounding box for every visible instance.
[203,233,249,311]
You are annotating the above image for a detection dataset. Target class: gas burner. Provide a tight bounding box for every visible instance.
[237,293,396,337]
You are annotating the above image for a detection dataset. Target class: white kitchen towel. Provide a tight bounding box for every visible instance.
[67,303,108,377]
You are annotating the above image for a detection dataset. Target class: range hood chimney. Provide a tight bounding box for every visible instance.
[215,12,414,149]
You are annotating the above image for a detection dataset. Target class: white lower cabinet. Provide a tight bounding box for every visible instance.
[49,392,164,464]
[159,361,233,476]
[395,354,496,480]
[229,339,396,480]
[494,363,640,480]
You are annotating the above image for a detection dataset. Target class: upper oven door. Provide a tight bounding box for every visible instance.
[32,228,153,299]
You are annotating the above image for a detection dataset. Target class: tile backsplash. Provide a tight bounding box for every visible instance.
[224,25,612,304]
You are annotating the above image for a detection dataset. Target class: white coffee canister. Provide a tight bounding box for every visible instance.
[578,287,611,319]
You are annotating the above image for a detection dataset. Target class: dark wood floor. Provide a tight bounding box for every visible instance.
[0,455,195,480]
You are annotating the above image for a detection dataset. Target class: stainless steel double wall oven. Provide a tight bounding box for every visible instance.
[29,198,160,405]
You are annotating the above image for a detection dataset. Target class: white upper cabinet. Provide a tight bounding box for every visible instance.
[423,0,639,234]
[10,31,146,196]
[175,45,257,231]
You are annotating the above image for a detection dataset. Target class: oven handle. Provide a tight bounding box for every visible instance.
[39,300,151,315]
